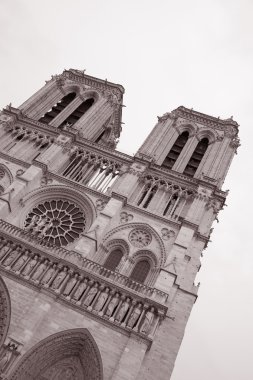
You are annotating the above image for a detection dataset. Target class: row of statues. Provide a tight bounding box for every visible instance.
[0,237,157,335]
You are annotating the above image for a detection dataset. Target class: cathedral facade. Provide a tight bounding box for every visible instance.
[0,69,239,379]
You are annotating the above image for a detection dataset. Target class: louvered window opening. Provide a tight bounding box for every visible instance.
[183,138,209,177]
[162,131,189,170]
[39,92,76,124]
[59,98,94,128]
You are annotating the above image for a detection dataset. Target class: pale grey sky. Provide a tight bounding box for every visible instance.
[0,1,253,379]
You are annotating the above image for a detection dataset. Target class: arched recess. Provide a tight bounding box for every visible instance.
[102,223,166,267]
[129,249,158,285]
[8,328,103,380]
[0,164,14,190]
[102,239,129,270]
[0,275,11,349]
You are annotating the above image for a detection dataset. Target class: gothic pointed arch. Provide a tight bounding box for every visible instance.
[0,275,11,349]
[8,328,103,380]
[0,164,14,189]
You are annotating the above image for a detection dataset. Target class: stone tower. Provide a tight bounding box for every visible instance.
[0,69,239,380]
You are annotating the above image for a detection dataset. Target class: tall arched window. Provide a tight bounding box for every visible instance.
[59,98,94,129]
[104,249,123,271]
[130,260,150,284]
[39,92,76,124]
[162,131,189,170]
[183,137,209,177]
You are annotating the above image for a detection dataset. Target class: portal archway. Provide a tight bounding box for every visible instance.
[9,328,103,380]
[0,275,11,349]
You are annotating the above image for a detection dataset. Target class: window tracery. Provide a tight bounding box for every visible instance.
[103,249,123,271]
[129,229,152,248]
[24,200,86,246]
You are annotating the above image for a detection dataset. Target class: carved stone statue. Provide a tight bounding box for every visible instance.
[93,288,109,312]
[38,219,53,237]
[115,297,130,323]
[51,268,67,290]
[63,274,78,296]
[32,259,48,281]
[2,246,21,267]
[22,255,38,276]
[105,293,119,317]
[72,279,88,301]
[25,214,40,231]
[12,250,29,271]
[140,307,155,334]
[0,349,12,372]
[0,241,12,260]
[83,284,98,306]
[41,264,56,285]
[34,216,48,233]
[127,303,142,328]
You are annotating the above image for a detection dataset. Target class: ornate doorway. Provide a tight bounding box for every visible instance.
[8,329,103,380]
[0,275,11,349]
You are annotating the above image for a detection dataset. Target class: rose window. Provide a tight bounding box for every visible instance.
[24,199,86,246]
[129,229,152,248]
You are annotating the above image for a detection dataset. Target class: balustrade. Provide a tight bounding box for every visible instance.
[132,175,196,221]
[60,148,122,193]
[0,235,166,340]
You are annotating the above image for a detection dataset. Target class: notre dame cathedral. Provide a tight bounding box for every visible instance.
[0,69,239,379]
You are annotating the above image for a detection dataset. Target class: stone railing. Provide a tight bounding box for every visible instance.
[0,220,168,304]
[0,234,167,342]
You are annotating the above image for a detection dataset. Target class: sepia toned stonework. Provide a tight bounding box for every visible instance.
[0,69,239,379]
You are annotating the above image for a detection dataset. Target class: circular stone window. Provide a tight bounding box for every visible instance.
[129,228,152,248]
[24,199,86,247]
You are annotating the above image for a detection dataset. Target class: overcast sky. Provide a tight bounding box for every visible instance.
[0,1,253,379]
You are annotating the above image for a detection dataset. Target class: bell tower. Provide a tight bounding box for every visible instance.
[0,70,239,380]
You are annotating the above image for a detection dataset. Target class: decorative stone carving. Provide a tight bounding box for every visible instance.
[24,199,86,246]
[32,259,48,281]
[129,228,152,248]
[22,255,38,276]
[93,288,109,312]
[41,264,56,285]
[120,212,133,223]
[63,274,79,297]
[127,303,142,328]
[161,228,175,240]
[83,283,98,307]
[140,307,155,334]
[51,267,67,290]
[115,297,130,323]
[95,199,107,211]
[105,293,119,317]
[72,279,88,302]
[2,246,21,267]
[12,250,29,271]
